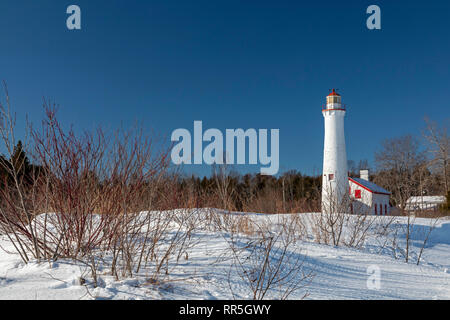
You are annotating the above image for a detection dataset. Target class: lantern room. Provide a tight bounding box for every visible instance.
[326,89,342,106]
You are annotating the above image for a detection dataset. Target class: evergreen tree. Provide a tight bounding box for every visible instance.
[12,140,30,173]
[10,140,32,185]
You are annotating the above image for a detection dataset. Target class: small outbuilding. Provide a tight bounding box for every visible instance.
[349,170,391,215]
[405,196,446,213]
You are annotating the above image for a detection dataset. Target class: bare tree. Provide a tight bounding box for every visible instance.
[374,135,427,211]
[212,158,236,211]
[374,135,434,263]
[423,117,449,194]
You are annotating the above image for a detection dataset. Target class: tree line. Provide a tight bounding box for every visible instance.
[2,125,449,216]
[0,94,448,216]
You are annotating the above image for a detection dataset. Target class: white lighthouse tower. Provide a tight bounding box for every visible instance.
[322,89,348,213]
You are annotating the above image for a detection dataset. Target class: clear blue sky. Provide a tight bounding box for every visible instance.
[0,0,449,176]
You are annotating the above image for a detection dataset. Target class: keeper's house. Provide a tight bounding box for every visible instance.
[349,170,391,215]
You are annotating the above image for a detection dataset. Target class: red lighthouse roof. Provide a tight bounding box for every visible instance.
[328,89,340,97]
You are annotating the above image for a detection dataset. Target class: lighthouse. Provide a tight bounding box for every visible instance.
[321,89,348,213]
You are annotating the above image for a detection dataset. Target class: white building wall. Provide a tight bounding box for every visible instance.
[349,181,372,214]
[349,180,390,215]
[322,109,348,213]
[372,193,390,215]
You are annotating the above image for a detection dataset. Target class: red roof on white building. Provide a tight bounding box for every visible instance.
[349,177,391,195]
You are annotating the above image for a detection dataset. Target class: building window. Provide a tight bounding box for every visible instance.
[374,204,377,215]
[355,190,361,199]
[385,204,388,215]
[380,204,383,215]
[328,174,334,181]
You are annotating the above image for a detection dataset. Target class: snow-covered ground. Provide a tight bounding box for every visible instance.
[1,210,449,300]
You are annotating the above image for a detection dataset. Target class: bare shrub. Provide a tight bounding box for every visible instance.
[306,182,378,248]
[242,190,281,214]
[213,162,237,212]
[207,209,256,236]
[0,82,44,262]
[0,88,206,286]
[371,215,400,255]
[310,183,349,246]
[223,215,313,300]
[416,215,440,265]
[342,213,375,248]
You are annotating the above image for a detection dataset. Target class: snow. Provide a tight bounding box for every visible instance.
[1,210,449,300]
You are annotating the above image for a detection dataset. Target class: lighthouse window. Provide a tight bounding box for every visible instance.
[328,174,334,181]
[327,96,340,104]
[355,190,361,199]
